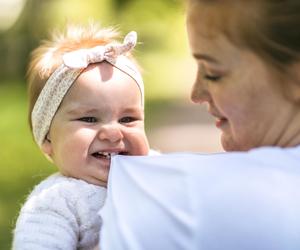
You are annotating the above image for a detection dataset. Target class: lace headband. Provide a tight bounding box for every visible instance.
[31,31,144,147]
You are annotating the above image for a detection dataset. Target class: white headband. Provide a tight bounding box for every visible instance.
[31,31,144,147]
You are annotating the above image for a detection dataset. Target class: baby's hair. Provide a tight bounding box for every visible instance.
[27,22,136,131]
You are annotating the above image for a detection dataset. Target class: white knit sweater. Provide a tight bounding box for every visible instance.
[13,173,106,250]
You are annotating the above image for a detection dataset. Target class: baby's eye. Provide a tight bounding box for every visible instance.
[78,117,97,123]
[119,116,136,124]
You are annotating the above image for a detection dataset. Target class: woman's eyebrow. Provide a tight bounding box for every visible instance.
[192,53,220,64]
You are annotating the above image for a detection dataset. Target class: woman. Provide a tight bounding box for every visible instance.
[99,1,300,249]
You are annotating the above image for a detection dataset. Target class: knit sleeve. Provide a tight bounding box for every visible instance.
[13,174,107,250]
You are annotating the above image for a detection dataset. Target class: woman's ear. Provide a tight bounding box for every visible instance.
[41,135,52,157]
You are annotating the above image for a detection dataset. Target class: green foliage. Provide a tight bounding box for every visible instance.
[0,82,56,249]
[48,0,112,27]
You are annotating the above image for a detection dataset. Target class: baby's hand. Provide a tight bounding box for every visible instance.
[58,163,109,187]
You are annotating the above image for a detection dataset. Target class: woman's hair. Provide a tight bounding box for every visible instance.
[27,22,137,131]
[187,0,300,71]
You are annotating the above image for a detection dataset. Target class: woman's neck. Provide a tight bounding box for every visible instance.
[270,104,300,148]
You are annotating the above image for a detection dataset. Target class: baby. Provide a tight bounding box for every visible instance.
[13,23,150,249]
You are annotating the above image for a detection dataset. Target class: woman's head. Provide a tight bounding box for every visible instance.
[186,0,300,151]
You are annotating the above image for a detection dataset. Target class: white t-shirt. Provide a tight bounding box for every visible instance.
[100,146,300,250]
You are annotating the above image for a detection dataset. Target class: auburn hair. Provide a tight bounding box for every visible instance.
[187,0,300,71]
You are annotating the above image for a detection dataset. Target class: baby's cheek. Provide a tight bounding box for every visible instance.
[57,137,87,161]
[134,138,150,155]
[124,129,149,155]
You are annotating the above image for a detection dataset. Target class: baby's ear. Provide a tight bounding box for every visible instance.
[41,135,52,157]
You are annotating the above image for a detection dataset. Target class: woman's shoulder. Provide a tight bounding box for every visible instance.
[248,144,300,158]
[101,146,300,250]
[240,145,300,169]
[189,145,300,168]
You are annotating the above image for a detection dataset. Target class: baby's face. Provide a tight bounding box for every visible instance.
[45,62,149,175]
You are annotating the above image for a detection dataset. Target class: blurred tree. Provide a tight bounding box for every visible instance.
[112,0,133,10]
[0,0,113,81]
[0,0,53,81]
[0,0,184,82]
[116,0,184,52]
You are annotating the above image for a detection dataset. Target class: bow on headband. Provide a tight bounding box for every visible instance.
[63,31,137,68]
[31,31,143,148]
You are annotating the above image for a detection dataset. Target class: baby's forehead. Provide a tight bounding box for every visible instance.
[60,101,144,116]
[73,65,140,90]
[60,78,144,113]
[83,61,113,73]
[81,62,125,82]
[70,64,143,99]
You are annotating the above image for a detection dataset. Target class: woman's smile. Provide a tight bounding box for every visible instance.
[215,117,228,129]
[207,105,228,129]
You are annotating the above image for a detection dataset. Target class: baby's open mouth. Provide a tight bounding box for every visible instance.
[92,151,128,160]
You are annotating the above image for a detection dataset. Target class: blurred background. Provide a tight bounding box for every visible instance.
[0,0,222,248]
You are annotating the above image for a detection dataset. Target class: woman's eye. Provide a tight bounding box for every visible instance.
[78,117,97,123]
[199,64,222,82]
[119,116,136,123]
[204,74,221,82]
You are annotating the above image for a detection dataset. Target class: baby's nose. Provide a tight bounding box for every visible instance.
[98,124,123,143]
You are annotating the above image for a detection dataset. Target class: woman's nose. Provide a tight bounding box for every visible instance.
[190,71,211,104]
[98,123,123,143]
